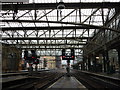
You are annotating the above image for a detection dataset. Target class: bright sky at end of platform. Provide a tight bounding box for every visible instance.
[62,60,74,65]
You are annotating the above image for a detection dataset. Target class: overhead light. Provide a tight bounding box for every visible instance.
[57,0,65,10]
[96,57,99,59]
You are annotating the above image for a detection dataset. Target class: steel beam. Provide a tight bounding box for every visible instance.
[19,47,83,50]
[2,37,91,40]
[2,20,120,33]
[1,26,93,31]
[1,2,120,10]
[105,9,120,26]
[10,43,86,46]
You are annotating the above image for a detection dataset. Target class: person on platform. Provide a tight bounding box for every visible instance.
[66,66,70,77]
[66,66,70,73]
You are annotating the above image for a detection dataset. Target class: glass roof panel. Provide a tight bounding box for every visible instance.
[1,0,119,56]
[29,0,120,3]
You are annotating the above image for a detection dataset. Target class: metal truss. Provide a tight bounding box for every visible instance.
[1,2,120,10]
[1,2,120,56]
[83,10,120,55]
[2,37,91,40]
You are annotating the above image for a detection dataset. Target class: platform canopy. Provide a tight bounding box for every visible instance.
[1,0,120,56]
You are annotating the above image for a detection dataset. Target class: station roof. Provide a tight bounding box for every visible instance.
[1,0,120,56]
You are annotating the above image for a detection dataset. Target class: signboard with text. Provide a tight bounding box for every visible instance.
[62,49,75,60]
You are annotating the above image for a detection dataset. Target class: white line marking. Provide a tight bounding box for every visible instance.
[74,77,87,89]
[47,77,63,88]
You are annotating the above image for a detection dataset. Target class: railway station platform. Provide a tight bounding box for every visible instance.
[80,70,120,80]
[97,72,120,79]
[2,69,120,89]
[47,75,87,89]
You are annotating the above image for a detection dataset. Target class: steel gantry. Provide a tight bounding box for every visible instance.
[1,1,120,57]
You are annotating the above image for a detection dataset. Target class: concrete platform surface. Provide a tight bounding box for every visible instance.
[47,76,87,89]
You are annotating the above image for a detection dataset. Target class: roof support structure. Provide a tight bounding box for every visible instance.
[1,2,120,10]
[2,37,91,40]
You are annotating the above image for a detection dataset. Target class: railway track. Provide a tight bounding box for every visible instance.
[72,70,120,89]
[3,69,120,90]
[2,71,64,90]
[2,70,50,77]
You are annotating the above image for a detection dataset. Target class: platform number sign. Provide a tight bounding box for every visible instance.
[62,49,75,60]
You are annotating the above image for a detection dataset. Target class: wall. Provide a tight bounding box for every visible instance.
[2,44,21,72]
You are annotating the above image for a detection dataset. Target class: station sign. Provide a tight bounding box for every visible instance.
[62,49,75,60]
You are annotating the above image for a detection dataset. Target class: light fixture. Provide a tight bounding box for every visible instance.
[57,0,65,10]
[96,57,99,59]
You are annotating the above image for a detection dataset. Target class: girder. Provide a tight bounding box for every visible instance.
[1,2,120,10]
[2,37,91,40]
[9,43,86,46]
[1,1,120,57]
[20,47,83,50]
[2,21,120,33]
[1,26,93,31]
